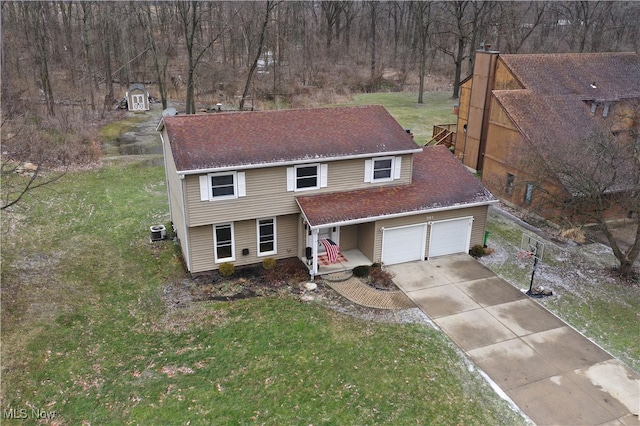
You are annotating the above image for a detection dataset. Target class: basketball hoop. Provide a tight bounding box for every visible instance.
[517,250,534,260]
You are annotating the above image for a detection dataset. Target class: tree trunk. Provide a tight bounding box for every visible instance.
[240,2,272,111]
[31,3,55,116]
[81,2,96,112]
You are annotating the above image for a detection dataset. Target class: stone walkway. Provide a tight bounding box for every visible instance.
[325,277,415,309]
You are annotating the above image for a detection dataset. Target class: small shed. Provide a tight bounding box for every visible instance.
[126,83,150,112]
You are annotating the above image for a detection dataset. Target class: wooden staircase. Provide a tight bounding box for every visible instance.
[427,124,457,148]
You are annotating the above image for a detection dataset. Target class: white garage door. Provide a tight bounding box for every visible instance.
[429,217,473,258]
[382,224,427,265]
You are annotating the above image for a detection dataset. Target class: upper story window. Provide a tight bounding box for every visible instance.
[199,171,246,201]
[287,164,328,192]
[364,156,402,183]
[296,165,319,189]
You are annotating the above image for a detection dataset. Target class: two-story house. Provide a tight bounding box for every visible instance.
[158,105,497,276]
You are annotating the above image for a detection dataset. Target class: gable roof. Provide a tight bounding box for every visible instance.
[492,52,640,154]
[498,52,640,100]
[493,90,598,147]
[159,105,421,173]
[491,52,640,198]
[296,145,497,228]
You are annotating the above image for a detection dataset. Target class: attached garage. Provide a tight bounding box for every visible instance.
[382,224,427,265]
[428,217,473,258]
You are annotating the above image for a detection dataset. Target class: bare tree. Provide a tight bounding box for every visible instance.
[1,118,66,210]
[512,107,640,277]
[239,1,277,111]
[177,1,214,114]
[21,2,56,116]
[414,1,433,104]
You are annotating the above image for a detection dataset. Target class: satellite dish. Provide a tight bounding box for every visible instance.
[162,107,177,117]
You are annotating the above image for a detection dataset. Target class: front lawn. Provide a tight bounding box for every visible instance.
[1,158,525,425]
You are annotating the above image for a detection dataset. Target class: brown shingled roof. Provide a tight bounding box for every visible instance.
[493,90,598,147]
[296,145,496,227]
[499,52,640,100]
[160,105,420,172]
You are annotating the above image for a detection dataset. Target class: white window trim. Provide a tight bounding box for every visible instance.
[365,156,402,183]
[213,223,235,263]
[372,156,395,182]
[256,217,277,256]
[199,171,246,201]
[287,164,327,192]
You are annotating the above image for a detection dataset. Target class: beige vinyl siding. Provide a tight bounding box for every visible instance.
[161,127,189,266]
[189,225,215,273]
[371,205,489,262]
[357,222,376,261]
[338,225,358,250]
[189,214,300,273]
[185,155,414,227]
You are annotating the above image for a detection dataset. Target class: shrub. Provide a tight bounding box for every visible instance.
[469,244,485,258]
[352,265,370,277]
[262,257,277,270]
[369,267,396,289]
[560,227,587,244]
[219,262,235,277]
[371,262,382,270]
[265,258,309,287]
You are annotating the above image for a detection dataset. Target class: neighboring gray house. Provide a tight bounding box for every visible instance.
[157,105,497,276]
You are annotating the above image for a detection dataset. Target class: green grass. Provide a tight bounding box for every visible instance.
[98,114,148,143]
[339,92,458,146]
[1,155,525,424]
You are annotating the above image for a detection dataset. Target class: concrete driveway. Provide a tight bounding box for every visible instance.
[388,253,640,426]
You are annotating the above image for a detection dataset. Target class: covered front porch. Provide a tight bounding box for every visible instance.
[304,248,372,277]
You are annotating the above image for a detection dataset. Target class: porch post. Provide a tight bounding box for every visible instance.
[311,229,319,276]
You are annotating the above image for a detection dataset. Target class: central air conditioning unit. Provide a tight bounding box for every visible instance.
[150,225,166,242]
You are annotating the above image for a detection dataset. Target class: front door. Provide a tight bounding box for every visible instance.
[131,94,145,111]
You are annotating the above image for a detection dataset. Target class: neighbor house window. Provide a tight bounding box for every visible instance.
[257,218,276,256]
[524,183,534,205]
[505,173,515,196]
[287,164,328,191]
[199,171,246,201]
[364,156,401,183]
[214,223,235,262]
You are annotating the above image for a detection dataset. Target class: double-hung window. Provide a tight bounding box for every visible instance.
[287,164,328,191]
[365,156,401,183]
[296,165,319,189]
[257,218,276,256]
[214,223,235,262]
[199,171,246,201]
[372,157,394,181]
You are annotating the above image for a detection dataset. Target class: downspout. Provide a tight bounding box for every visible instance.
[179,175,191,272]
[159,129,172,224]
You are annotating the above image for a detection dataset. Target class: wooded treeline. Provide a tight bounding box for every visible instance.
[2,0,640,118]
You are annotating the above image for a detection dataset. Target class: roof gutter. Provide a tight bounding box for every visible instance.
[297,198,499,230]
[175,148,423,176]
